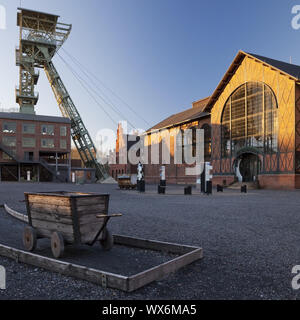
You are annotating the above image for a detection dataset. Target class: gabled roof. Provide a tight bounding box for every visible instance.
[147,97,210,133]
[248,53,300,80]
[204,50,300,112]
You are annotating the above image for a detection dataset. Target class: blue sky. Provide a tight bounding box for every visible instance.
[0,0,299,145]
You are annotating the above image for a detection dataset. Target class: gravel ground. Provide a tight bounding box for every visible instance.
[0,182,300,300]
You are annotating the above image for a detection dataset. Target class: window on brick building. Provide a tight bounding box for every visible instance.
[23,123,35,134]
[24,152,34,161]
[202,124,212,162]
[41,139,55,149]
[60,140,67,149]
[3,122,16,134]
[60,126,67,137]
[3,136,16,147]
[22,138,36,148]
[41,125,54,136]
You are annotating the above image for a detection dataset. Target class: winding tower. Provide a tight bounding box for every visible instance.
[16,8,109,181]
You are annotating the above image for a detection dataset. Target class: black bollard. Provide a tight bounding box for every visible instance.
[206,181,213,195]
[184,186,192,195]
[217,184,223,192]
[158,185,166,194]
[241,185,247,193]
[139,180,145,193]
[160,180,166,187]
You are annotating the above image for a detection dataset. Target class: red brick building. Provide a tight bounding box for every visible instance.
[0,112,71,182]
[109,124,139,180]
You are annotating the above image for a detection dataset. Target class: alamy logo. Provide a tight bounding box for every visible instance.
[0,265,5,290]
[292,265,300,290]
[292,5,300,30]
[0,5,6,30]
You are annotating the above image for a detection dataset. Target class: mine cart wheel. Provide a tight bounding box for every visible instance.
[23,226,37,252]
[100,228,114,251]
[51,232,65,259]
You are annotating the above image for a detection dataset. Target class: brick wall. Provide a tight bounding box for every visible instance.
[144,117,211,184]
[0,117,71,163]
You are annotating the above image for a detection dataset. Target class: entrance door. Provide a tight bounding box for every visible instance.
[239,153,260,182]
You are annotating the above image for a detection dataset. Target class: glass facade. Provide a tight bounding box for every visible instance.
[221,82,278,158]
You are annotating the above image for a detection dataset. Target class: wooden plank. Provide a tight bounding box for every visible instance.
[32,218,74,236]
[25,192,109,198]
[30,210,73,225]
[128,248,203,292]
[76,196,109,207]
[76,203,107,214]
[0,233,203,292]
[27,195,71,207]
[113,235,198,255]
[29,203,72,215]
[79,222,104,243]
[0,243,128,291]
[79,213,104,226]
[70,197,81,245]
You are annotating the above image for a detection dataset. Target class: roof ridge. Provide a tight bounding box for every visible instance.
[246,52,300,68]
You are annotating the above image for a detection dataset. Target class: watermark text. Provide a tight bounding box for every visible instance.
[0,5,6,30]
[0,265,6,290]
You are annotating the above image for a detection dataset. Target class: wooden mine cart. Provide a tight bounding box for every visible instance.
[118,175,137,190]
[23,192,122,259]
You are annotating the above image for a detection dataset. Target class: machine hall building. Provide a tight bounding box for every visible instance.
[143,50,300,189]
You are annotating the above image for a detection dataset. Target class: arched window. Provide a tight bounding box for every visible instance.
[202,124,211,161]
[221,82,278,157]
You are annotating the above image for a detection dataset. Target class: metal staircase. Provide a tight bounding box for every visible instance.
[39,158,66,182]
[0,143,18,162]
[0,142,65,182]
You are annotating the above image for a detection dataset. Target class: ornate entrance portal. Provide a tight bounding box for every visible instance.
[236,153,261,183]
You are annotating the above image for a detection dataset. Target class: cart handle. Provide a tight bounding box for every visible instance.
[96,214,123,219]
